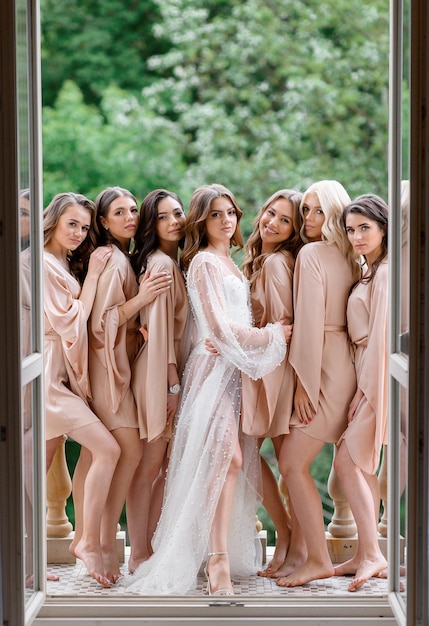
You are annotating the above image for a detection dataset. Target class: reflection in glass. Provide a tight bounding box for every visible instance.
[23,382,34,596]
[20,198,32,360]
[400,180,409,357]
[19,189,31,251]
[21,231,35,593]
[400,384,408,596]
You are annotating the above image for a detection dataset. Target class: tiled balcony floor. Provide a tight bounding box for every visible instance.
[45,550,395,599]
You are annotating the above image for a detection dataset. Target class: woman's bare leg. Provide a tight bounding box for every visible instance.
[206,437,242,594]
[68,422,120,588]
[46,436,63,473]
[147,457,168,546]
[258,436,291,577]
[333,441,387,590]
[68,445,91,556]
[126,438,168,573]
[100,427,143,582]
[276,429,334,587]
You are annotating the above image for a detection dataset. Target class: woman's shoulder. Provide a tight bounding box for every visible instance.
[189,250,222,271]
[43,251,67,277]
[378,257,389,273]
[264,250,294,271]
[105,244,128,268]
[372,258,389,287]
[259,252,294,283]
[148,249,176,272]
[101,245,134,280]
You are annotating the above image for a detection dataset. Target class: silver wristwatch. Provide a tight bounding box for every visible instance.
[168,383,181,395]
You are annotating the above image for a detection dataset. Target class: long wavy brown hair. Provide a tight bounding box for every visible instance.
[342,193,388,287]
[242,189,303,284]
[43,192,98,283]
[131,188,184,276]
[94,186,138,253]
[180,184,243,272]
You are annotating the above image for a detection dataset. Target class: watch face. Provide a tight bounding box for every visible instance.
[169,384,181,394]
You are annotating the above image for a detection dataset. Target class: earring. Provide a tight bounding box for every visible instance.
[105,226,109,231]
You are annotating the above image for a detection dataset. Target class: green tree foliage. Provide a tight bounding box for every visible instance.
[41,0,170,107]
[42,81,188,205]
[140,0,389,217]
[41,0,390,223]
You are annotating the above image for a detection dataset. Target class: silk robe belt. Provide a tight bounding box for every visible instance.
[324,325,346,332]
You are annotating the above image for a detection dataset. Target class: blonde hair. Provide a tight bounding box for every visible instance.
[181,184,243,272]
[242,188,303,283]
[300,180,359,280]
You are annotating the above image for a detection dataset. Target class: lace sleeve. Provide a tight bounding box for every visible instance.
[188,253,286,380]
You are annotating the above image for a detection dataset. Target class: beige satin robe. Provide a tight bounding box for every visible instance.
[88,245,141,430]
[43,252,99,440]
[242,251,295,437]
[132,249,189,441]
[288,242,356,442]
[21,247,32,431]
[341,260,388,474]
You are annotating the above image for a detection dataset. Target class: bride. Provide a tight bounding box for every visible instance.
[125,184,290,595]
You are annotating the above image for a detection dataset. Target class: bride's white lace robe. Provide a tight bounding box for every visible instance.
[125,251,285,595]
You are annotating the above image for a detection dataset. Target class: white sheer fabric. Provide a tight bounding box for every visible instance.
[123,251,285,595]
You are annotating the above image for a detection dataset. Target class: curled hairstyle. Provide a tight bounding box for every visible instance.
[242,189,303,283]
[94,186,138,251]
[132,189,184,276]
[300,180,359,281]
[43,192,98,283]
[343,193,388,285]
[181,184,244,272]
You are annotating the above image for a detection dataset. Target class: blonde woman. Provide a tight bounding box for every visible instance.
[277,180,360,587]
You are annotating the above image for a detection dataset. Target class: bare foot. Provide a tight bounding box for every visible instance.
[276,559,335,587]
[334,556,360,577]
[102,551,122,584]
[74,539,111,588]
[205,553,234,595]
[128,553,150,575]
[25,572,60,587]
[265,542,307,579]
[348,556,388,592]
[377,565,406,579]
[258,541,288,577]
[68,538,79,558]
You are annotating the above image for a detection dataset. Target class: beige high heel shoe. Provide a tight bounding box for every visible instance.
[204,552,234,596]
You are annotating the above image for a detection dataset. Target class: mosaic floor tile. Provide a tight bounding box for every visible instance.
[46,550,397,598]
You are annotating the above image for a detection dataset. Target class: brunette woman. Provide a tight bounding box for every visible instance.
[124,184,289,595]
[126,189,190,574]
[85,186,171,582]
[334,194,389,591]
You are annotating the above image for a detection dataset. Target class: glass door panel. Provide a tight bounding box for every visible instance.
[387,0,409,622]
[17,0,46,619]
